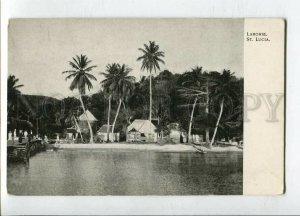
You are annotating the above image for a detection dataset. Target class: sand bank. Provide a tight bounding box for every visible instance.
[58,143,243,152]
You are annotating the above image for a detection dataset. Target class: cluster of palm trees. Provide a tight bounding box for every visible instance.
[178,67,242,147]
[100,63,135,142]
[8,40,242,146]
[62,41,164,143]
[61,40,242,145]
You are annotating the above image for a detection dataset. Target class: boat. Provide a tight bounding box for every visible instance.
[216,141,238,146]
[195,148,207,154]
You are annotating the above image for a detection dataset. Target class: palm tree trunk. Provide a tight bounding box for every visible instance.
[205,129,210,143]
[123,101,129,142]
[122,101,131,124]
[205,80,210,144]
[111,98,122,142]
[209,98,224,147]
[106,95,112,142]
[149,74,152,122]
[157,116,160,141]
[17,95,19,135]
[36,118,39,136]
[79,94,94,143]
[188,96,198,143]
[73,116,83,142]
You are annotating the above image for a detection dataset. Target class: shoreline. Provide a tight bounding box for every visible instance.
[57,143,243,152]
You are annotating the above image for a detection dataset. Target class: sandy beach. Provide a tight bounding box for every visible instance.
[58,143,243,152]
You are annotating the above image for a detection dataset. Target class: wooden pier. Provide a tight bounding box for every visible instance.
[7,139,46,163]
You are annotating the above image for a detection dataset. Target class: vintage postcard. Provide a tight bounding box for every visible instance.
[5,18,284,196]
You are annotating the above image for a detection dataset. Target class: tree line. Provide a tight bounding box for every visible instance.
[8,41,243,145]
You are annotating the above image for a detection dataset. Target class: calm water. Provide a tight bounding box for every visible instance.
[7,149,243,195]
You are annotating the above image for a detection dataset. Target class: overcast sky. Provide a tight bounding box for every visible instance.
[9,19,244,99]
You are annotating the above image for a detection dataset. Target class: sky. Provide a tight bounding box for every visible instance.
[8,19,244,99]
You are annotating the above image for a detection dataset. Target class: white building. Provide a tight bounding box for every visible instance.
[127,119,157,142]
[97,125,119,142]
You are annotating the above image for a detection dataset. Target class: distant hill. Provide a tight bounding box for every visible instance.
[18,94,60,117]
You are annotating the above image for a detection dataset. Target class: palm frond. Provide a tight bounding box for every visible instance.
[69,61,80,70]
[69,74,80,91]
[65,73,78,81]
[84,65,97,72]
[14,84,24,88]
[72,57,80,68]
[85,73,97,81]
[62,70,77,74]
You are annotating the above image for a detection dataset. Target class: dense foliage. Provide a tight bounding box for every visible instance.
[8,68,243,142]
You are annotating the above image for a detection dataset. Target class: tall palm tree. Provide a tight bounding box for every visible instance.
[110,64,135,139]
[100,63,119,142]
[101,63,135,141]
[137,41,165,129]
[62,54,97,143]
[209,70,236,147]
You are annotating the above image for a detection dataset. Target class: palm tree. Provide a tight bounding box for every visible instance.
[179,67,206,143]
[8,75,24,114]
[180,67,221,144]
[101,63,135,141]
[100,63,119,142]
[188,96,198,142]
[111,64,135,139]
[137,41,165,128]
[209,70,236,147]
[62,54,97,143]
[7,75,33,134]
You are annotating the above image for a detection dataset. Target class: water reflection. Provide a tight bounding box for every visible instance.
[7,149,243,195]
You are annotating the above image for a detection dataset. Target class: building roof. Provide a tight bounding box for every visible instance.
[78,110,97,122]
[127,119,157,134]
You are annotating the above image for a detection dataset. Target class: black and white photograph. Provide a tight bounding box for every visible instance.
[6,18,244,195]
